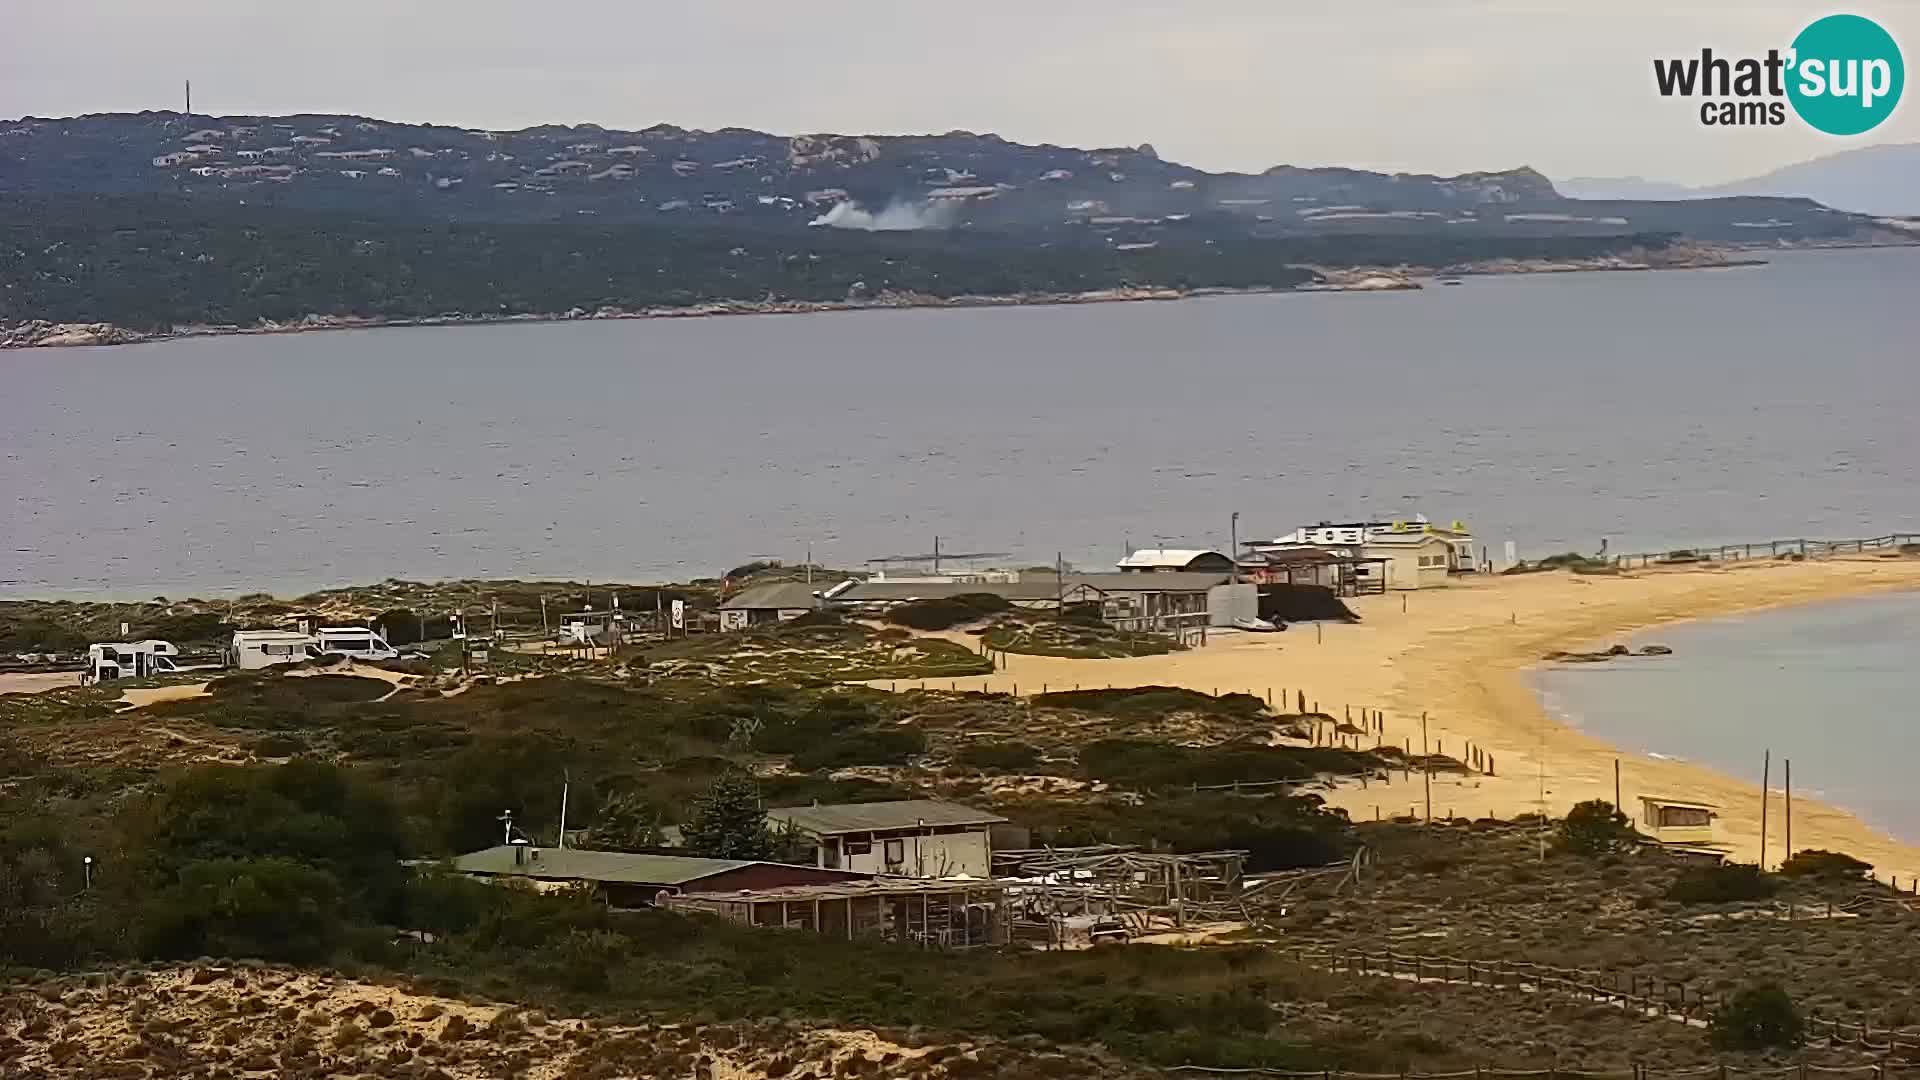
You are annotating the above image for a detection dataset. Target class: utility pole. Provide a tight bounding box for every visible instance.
[1056,551,1065,614]
[1784,758,1792,867]
[1230,512,1240,584]
[1760,749,1771,870]
[806,544,813,587]
[185,80,192,117]
[1614,758,1622,812]
[557,770,570,849]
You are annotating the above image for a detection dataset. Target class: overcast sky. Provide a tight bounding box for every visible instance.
[5,1,1914,186]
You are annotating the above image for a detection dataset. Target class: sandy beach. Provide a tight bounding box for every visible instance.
[890,556,1920,880]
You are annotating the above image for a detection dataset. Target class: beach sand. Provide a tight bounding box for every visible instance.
[887,556,1920,881]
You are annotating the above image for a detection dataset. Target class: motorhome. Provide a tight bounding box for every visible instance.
[86,640,184,682]
[230,630,320,670]
[230,625,400,670]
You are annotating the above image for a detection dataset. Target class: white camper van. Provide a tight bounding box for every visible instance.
[230,630,320,670]
[311,626,400,662]
[86,640,184,682]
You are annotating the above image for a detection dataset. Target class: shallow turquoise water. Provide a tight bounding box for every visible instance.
[1532,590,1920,844]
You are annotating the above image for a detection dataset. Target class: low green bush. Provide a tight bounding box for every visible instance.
[1778,848,1873,880]
[955,741,1043,772]
[1711,984,1804,1050]
[885,593,1012,631]
[1667,862,1778,903]
[791,728,928,770]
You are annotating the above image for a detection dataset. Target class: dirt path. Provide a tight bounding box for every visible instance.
[0,671,83,696]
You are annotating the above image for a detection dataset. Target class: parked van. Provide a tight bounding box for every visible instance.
[312,626,400,662]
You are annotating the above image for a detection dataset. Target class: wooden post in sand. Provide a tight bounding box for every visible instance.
[1614,758,1622,812]
[1785,758,1793,867]
[1422,713,1432,824]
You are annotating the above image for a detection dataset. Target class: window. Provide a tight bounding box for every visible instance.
[883,838,906,866]
[325,638,372,653]
[844,839,873,856]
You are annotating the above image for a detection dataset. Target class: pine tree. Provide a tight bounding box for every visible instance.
[681,772,774,860]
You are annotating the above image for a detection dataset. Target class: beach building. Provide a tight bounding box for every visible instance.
[1115,549,1236,574]
[557,609,635,646]
[1637,797,1720,847]
[717,581,824,631]
[1263,518,1478,573]
[666,878,1010,948]
[767,800,1007,878]
[1237,548,1388,596]
[1359,533,1457,590]
[448,845,869,907]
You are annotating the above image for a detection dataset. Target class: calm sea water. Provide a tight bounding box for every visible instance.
[3,247,1918,599]
[1532,592,1920,844]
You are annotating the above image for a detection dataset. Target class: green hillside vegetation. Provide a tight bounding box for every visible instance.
[0,196,1696,332]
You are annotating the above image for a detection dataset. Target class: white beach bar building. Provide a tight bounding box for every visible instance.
[768,800,1008,878]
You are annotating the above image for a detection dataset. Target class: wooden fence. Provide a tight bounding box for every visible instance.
[1284,945,1920,1058]
[1611,533,1920,570]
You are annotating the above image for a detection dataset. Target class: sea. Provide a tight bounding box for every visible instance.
[1532,591,1920,845]
[3,246,1918,599]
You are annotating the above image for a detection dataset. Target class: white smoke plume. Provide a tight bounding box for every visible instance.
[809,199,955,231]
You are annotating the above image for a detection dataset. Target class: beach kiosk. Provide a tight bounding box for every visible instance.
[1637,795,1723,853]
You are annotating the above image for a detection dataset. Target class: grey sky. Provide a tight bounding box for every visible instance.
[5,1,1915,186]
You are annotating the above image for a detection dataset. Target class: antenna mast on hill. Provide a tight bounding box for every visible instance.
[185,80,192,117]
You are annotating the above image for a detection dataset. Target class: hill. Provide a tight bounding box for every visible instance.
[1561,143,1920,217]
[1,111,1890,242]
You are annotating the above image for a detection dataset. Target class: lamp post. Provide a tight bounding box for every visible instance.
[1230,512,1240,584]
[82,855,93,891]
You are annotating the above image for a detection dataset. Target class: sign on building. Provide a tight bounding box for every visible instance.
[670,599,686,630]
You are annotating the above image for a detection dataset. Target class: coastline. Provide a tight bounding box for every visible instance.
[875,556,1920,880]
[0,243,1753,351]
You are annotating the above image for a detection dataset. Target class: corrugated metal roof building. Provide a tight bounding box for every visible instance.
[449,845,868,906]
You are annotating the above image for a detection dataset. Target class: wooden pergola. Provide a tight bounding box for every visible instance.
[667,879,1009,948]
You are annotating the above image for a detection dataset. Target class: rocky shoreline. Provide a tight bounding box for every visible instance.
[0,245,1755,351]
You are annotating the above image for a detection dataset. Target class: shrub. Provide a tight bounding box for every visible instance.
[1558,800,1634,856]
[1078,738,1373,791]
[955,741,1042,772]
[791,728,927,770]
[885,594,1010,632]
[138,857,345,963]
[1778,849,1873,880]
[1711,984,1804,1050]
[1667,863,1778,904]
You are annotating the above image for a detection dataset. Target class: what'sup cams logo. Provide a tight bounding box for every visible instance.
[1654,13,1904,134]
